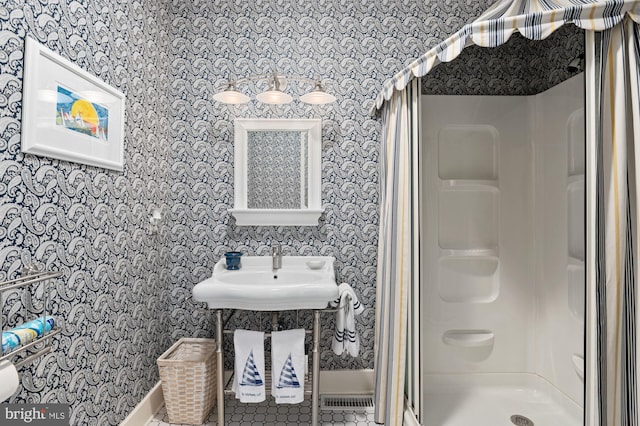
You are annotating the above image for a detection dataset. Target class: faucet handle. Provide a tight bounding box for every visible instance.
[272,243,281,255]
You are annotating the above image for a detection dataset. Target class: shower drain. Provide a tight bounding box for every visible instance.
[511,414,534,426]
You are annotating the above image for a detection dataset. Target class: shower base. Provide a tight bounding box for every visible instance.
[422,373,582,426]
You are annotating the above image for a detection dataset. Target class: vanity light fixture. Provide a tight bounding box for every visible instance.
[299,81,337,105]
[214,73,336,105]
[212,83,251,104]
[255,74,293,105]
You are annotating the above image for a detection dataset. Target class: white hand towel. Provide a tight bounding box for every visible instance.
[271,329,305,404]
[330,283,364,314]
[329,283,364,357]
[232,330,266,403]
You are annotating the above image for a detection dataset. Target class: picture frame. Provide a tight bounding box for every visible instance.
[21,37,125,171]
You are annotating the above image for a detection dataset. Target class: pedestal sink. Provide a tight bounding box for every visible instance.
[192,256,338,311]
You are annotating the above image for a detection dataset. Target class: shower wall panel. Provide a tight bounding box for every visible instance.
[533,75,584,404]
[421,74,585,406]
[421,95,536,373]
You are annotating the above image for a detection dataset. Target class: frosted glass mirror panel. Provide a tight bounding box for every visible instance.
[247,131,308,209]
[438,125,498,180]
[230,119,323,226]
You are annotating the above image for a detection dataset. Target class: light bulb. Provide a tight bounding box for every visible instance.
[300,82,336,105]
[213,84,250,104]
[256,90,293,104]
[256,74,293,104]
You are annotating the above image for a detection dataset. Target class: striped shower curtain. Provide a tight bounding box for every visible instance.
[374,79,420,425]
[593,16,640,426]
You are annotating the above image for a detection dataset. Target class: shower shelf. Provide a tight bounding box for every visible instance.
[438,256,499,304]
[567,174,584,185]
[439,179,499,191]
[439,248,498,258]
[572,354,584,382]
[442,330,495,348]
[568,175,584,261]
[568,256,584,266]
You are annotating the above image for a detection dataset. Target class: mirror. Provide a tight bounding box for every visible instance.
[229,118,323,226]
[247,130,308,209]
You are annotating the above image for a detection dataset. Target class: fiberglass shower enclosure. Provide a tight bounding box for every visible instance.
[419,75,585,425]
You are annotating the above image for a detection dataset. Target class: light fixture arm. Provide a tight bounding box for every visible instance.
[218,73,320,91]
[214,73,335,105]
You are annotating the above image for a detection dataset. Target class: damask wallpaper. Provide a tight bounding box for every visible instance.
[166,0,585,375]
[0,0,583,424]
[0,1,173,425]
[165,0,498,374]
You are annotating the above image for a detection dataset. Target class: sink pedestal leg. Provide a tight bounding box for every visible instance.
[312,310,320,426]
[216,309,224,426]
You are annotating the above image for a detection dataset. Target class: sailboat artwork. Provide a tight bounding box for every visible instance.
[56,85,109,142]
[276,353,301,389]
[240,350,264,387]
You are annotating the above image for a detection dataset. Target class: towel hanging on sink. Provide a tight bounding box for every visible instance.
[232,330,266,403]
[329,283,364,357]
[271,328,305,404]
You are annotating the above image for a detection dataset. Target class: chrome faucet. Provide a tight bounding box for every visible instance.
[272,243,282,270]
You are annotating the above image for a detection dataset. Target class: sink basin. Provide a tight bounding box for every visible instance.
[193,256,338,311]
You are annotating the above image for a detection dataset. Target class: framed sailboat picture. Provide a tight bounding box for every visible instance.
[21,37,125,171]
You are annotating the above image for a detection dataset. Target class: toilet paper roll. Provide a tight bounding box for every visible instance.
[0,360,19,402]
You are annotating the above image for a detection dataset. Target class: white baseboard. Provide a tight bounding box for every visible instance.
[319,369,374,394]
[120,382,164,426]
[122,369,374,425]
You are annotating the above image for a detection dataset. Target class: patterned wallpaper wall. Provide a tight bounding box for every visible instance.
[423,25,585,95]
[166,0,498,372]
[167,0,584,372]
[0,0,585,424]
[0,1,173,425]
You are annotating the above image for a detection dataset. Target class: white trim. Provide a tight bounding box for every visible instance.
[228,208,324,226]
[231,118,323,226]
[318,369,375,394]
[584,29,598,426]
[119,382,164,426]
[123,369,374,425]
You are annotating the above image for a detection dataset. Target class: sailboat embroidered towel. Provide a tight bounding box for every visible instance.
[329,283,364,357]
[271,329,305,404]
[232,330,266,403]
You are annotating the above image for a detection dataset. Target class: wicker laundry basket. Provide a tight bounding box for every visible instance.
[157,338,217,425]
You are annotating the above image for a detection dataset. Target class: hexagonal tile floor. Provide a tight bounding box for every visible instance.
[146,396,377,426]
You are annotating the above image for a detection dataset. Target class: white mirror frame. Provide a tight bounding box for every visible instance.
[229,118,324,226]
